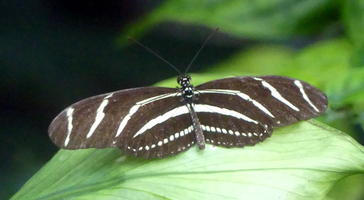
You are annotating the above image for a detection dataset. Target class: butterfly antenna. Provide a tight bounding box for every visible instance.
[184,28,219,74]
[128,37,182,75]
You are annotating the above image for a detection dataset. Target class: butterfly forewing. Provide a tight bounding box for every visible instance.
[259,76,327,125]
[196,76,327,128]
[48,87,178,151]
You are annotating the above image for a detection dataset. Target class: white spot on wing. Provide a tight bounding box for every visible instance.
[64,107,74,146]
[294,80,320,112]
[142,126,194,151]
[254,77,300,111]
[86,93,113,138]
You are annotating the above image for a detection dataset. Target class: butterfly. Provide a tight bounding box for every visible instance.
[48,30,328,159]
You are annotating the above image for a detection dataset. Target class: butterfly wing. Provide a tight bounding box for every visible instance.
[49,75,328,157]
[119,96,196,158]
[195,75,327,147]
[48,86,195,158]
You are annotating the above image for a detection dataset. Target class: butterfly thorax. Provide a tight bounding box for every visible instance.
[177,74,196,102]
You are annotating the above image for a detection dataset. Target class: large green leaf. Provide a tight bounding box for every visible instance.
[11,74,364,200]
[121,0,339,42]
[11,121,364,200]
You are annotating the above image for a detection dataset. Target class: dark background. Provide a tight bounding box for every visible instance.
[1,0,240,198]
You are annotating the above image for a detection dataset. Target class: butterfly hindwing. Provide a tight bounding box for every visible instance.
[197,112,272,147]
[118,96,195,158]
[192,89,274,147]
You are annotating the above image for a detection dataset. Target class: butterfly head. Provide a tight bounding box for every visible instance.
[177,74,191,88]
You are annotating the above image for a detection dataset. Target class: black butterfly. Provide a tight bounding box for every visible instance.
[48,31,327,159]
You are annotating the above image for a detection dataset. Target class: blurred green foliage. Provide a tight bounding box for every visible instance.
[344,0,364,48]
[122,0,341,40]
[11,0,364,199]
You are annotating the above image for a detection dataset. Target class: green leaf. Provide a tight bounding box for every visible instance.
[121,0,338,42]
[327,174,364,200]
